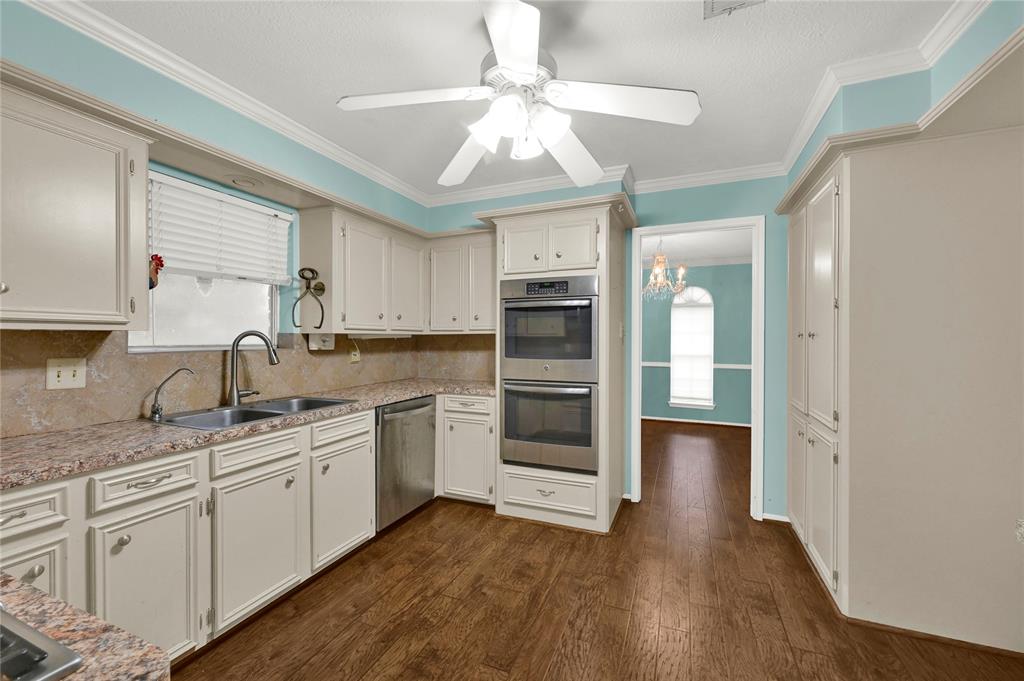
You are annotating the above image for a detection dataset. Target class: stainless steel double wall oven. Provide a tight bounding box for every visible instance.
[500,275,599,474]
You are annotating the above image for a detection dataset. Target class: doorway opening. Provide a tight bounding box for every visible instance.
[629,217,766,519]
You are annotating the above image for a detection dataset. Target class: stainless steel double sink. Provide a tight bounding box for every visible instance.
[158,397,355,431]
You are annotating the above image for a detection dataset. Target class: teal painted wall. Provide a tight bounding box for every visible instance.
[640,264,752,425]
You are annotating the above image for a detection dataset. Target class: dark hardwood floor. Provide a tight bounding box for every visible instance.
[174,420,1023,680]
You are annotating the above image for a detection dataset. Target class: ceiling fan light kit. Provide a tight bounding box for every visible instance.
[336,1,702,188]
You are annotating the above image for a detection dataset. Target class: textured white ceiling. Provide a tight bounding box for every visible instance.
[85,0,952,196]
[642,228,752,266]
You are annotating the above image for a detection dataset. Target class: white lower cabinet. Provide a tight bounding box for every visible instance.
[436,396,495,504]
[212,461,302,632]
[787,412,808,542]
[1,533,68,599]
[311,435,375,571]
[88,496,200,659]
[805,424,838,592]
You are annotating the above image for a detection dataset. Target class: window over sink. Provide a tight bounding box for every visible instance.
[129,170,294,352]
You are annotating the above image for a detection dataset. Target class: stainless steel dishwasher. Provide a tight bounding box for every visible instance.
[376,396,435,530]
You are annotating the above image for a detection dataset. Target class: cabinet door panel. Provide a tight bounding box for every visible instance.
[806,426,837,591]
[789,208,808,413]
[214,463,301,631]
[548,218,597,270]
[1,534,67,600]
[390,238,425,331]
[788,414,808,542]
[442,415,493,503]
[430,245,464,331]
[503,224,547,274]
[807,175,839,431]
[311,438,375,571]
[344,222,388,329]
[89,497,198,659]
[468,240,496,330]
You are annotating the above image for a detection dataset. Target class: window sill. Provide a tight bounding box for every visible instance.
[668,400,716,410]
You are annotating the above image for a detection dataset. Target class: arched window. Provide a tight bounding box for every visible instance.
[670,286,714,407]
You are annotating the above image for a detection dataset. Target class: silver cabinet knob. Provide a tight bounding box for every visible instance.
[533,254,540,261]
[452,316,457,322]
[449,424,454,431]
[555,251,563,258]
[808,332,817,339]
[0,282,8,294]
[807,437,816,446]
[321,463,330,474]
[797,430,804,438]
[543,364,550,372]
[396,314,402,320]
[378,313,384,320]
[473,314,479,320]
[797,332,804,339]
[117,534,132,547]
[26,564,45,579]
[285,475,296,487]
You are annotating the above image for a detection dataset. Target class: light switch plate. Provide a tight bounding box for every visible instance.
[46,358,87,389]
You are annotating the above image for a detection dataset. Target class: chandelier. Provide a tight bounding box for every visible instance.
[642,240,686,300]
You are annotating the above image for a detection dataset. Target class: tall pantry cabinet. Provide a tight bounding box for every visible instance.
[787,160,843,604]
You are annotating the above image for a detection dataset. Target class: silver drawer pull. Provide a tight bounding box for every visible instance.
[26,564,45,579]
[127,472,172,490]
[473,314,479,321]
[0,282,8,294]
[1,510,28,525]
[285,475,296,487]
[378,312,384,320]
[458,401,477,408]
[451,316,457,322]
[321,463,330,474]
[117,534,132,547]
[555,251,563,258]
[533,254,540,261]
[536,489,555,497]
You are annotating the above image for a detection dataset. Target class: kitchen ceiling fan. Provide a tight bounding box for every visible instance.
[337,0,701,188]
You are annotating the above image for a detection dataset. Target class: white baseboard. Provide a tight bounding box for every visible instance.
[641,415,752,428]
[762,513,790,523]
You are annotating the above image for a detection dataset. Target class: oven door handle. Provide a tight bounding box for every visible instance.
[504,383,592,396]
[502,298,592,309]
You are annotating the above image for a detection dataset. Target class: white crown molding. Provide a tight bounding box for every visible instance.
[424,164,632,207]
[780,0,989,173]
[23,0,433,206]
[632,162,786,194]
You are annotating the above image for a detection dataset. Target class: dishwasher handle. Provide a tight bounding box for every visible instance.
[381,403,434,421]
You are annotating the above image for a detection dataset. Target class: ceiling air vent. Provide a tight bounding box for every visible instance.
[704,0,765,20]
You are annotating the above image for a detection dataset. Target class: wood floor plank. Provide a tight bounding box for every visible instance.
[688,604,731,681]
[656,626,690,681]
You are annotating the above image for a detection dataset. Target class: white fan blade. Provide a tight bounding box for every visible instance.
[544,80,701,126]
[542,129,604,187]
[482,1,539,84]
[338,86,494,111]
[438,135,488,186]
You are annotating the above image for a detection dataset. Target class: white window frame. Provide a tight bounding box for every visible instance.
[668,286,715,410]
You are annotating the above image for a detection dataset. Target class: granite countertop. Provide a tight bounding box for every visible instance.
[0,573,169,680]
[0,378,495,490]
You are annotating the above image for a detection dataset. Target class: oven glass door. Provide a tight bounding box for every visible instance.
[503,298,594,361]
[502,381,598,473]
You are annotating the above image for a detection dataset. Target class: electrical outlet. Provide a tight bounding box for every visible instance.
[46,358,87,390]
[349,347,361,363]
[1017,519,1024,545]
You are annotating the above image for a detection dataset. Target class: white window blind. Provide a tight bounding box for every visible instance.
[670,286,714,406]
[148,172,292,285]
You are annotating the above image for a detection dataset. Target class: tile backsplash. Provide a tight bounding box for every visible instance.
[0,331,494,438]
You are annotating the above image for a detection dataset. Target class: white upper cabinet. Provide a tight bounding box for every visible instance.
[807,174,839,431]
[468,239,496,330]
[389,237,425,331]
[548,217,598,270]
[500,211,600,276]
[430,244,465,331]
[789,208,808,413]
[503,223,548,274]
[0,86,150,330]
[88,496,200,660]
[343,218,389,331]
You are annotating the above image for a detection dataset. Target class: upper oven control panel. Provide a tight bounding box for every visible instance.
[526,281,569,296]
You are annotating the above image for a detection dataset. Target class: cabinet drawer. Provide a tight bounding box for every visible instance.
[503,469,596,517]
[0,534,68,599]
[442,395,492,415]
[0,485,69,541]
[88,453,199,515]
[311,411,373,449]
[210,428,302,479]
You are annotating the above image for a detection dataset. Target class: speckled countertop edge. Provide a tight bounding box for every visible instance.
[0,378,495,490]
[1,573,169,680]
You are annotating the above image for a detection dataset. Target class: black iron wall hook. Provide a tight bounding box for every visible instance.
[291,267,326,329]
